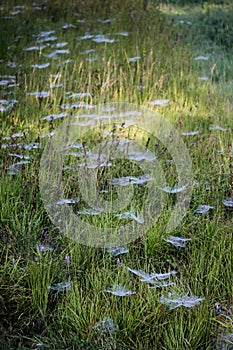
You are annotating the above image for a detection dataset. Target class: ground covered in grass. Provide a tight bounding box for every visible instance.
[0,0,233,349]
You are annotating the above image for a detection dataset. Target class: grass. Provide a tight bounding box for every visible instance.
[0,0,233,349]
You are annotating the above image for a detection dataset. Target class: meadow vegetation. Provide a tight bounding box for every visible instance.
[0,0,233,349]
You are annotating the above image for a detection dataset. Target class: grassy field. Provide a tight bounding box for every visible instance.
[0,0,233,349]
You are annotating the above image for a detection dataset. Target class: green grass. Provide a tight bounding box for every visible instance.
[1,0,233,349]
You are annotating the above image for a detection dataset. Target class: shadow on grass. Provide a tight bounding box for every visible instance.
[158,0,233,50]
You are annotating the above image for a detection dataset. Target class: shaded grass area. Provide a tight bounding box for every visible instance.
[0,0,233,349]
